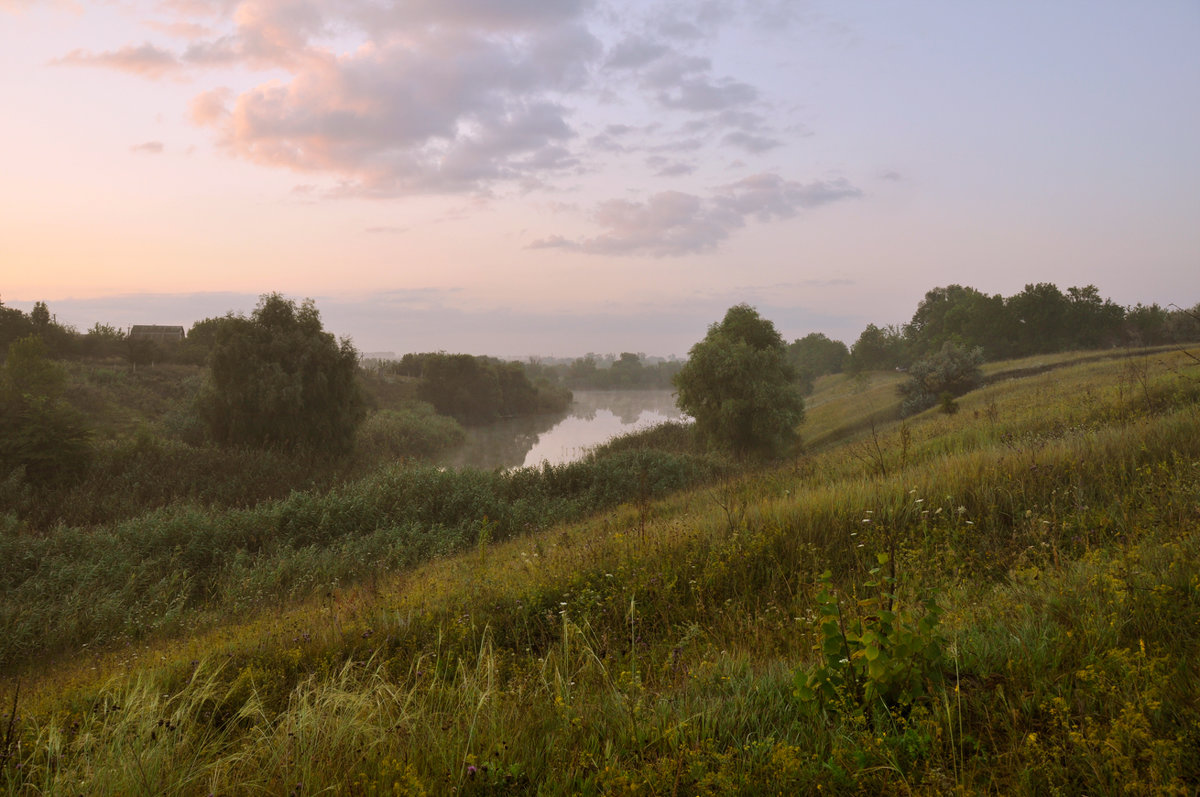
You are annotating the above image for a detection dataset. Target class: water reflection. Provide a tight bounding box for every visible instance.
[435,389,684,470]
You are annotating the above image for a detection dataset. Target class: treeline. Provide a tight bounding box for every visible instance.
[1,297,574,429]
[785,283,1200,389]
[397,352,682,393]
[389,353,572,424]
[0,299,214,366]
[533,352,683,390]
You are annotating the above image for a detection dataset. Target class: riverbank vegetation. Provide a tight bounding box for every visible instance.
[2,338,1198,793]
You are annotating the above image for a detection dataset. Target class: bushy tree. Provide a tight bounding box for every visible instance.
[80,323,126,359]
[0,335,91,485]
[0,298,35,351]
[898,342,983,416]
[408,353,570,423]
[608,352,645,387]
[198,294,365,454]
[673,304,804,458]
[905,285,1014,360]
[788,332,849,393]
[1065,285,1125,349]
[1007,283,1070,355]
[416,353,503,424]
[0,298,75,357]
[849,323,908,372]
[1125,303,1171,346]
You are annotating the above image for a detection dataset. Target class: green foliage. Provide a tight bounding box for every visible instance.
[674,304,805,458]
[586,420,699,458]
[558,353,682,389]
[198,294,365,454]
[898,341,983,416]
[0,298,35,351]
[904,284,1014,360]
[0,444,717,669]
[125,336,162,370]
[409,353,571,424]
[10,300,76,356]
[795,558,945,715]
[5,342,1200,795]
[788,332,849,394]
[848,323,908,372]
[7,434,331,529]
[0,336,91,486]
[2,335,65,397]
[415,353,502,424]
[80,322,126,359]
[607,351,644,387]
[354,405,465,462]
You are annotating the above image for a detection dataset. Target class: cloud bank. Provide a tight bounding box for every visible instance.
[50,0,858,249]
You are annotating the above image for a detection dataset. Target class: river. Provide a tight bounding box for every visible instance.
[435,389,685,470]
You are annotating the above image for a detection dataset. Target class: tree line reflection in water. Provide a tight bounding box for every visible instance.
[435,389,684,470]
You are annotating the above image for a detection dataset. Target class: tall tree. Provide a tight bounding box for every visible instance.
[1008,283,1070,355]
[673,304,804,458]
[1065,285,1125,349]
[198,294,365,453]
[905,285,1014,359]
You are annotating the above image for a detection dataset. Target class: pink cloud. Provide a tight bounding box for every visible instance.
[51,43,182,79]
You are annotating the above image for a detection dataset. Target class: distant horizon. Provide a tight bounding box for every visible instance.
[4,280,1193,362]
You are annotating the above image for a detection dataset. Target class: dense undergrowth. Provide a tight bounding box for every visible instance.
[4,363,475,530]
[0,447,720,673]
[2,347,1199,794]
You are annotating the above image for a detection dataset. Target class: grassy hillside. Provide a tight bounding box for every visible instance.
[2,347,1199,794]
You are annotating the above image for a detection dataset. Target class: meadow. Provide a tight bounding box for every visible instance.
[2,346,1199,794]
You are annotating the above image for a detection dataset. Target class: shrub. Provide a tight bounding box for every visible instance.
[898,342,983,416]
[354,405,466,463]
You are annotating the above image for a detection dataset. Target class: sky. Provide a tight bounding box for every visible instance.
[2,0,1198,357]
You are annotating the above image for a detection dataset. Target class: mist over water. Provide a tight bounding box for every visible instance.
[436,390,684,470]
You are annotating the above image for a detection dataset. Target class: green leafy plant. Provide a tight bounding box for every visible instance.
[795,554,945,716]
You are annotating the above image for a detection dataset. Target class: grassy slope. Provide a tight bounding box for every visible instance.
[4,347,1200,794]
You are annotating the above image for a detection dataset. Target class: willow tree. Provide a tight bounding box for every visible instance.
[199,294,364,454]
[673,304,804,459]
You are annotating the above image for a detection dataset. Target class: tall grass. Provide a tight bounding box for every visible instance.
[0,448,720,673]
[3,347,1198,794]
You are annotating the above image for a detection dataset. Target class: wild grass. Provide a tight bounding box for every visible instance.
[3,346,1198,794]
[0,447,720,673]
